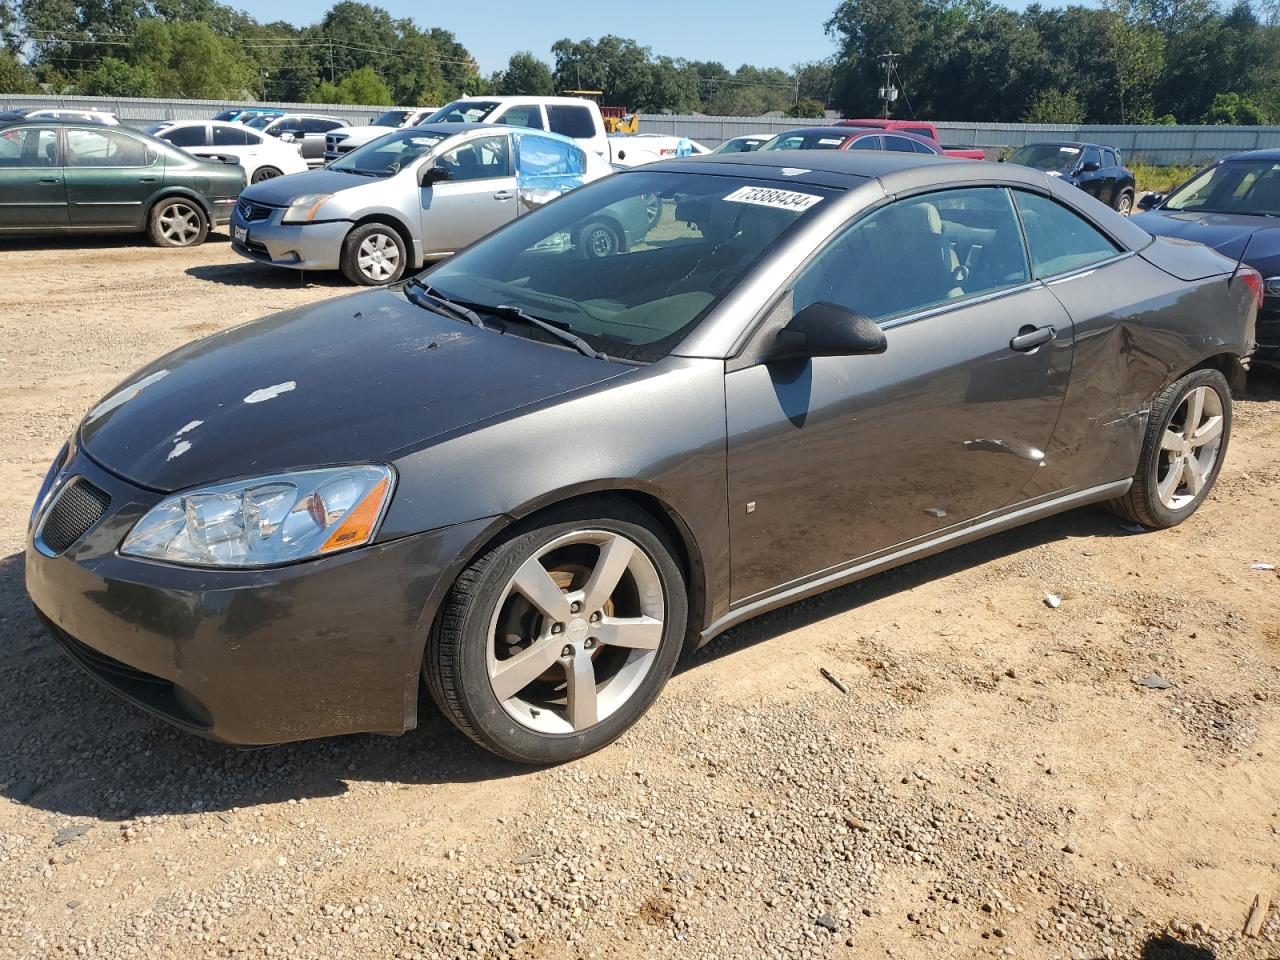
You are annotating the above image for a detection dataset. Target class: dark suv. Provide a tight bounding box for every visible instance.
[1007,142,1137,215]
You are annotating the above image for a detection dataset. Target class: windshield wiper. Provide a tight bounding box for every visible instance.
[490,303,607,360]
[403,278,485,327]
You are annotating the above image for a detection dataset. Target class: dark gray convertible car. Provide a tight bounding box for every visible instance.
[27,152,1257,763]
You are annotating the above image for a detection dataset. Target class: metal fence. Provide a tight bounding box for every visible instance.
[7,93,1280,164]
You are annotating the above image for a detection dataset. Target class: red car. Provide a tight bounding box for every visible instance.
[835,119,987,161]
[760,127,944,155]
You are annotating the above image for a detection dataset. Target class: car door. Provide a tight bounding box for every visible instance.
[301,119,342,164]
[0,125,67,228]
[724,186,1074,601]
[420,133,518,256]
[63,127,158,228]
[1075,146,1105,201]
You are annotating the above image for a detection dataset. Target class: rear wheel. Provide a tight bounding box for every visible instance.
[427,499,688,764]
[147,198,208,247]
[1108,368,1231,528]
[250,165,283,184]
[1115,190,1134,216]
[340,222,407,285]
[577,220,621,259]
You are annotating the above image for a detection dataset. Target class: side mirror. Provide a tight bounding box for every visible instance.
[419,164,452,186]
[1081,161,1101,173]
[764,301,887,363]
[1138,192,1163,211]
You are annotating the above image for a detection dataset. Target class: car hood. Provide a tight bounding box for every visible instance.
[1131,210,1280,261]
[78,289,634,493]
[239,168,372,205]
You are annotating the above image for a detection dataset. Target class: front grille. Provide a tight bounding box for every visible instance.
[38,478,109,554]
[237,198,273,222]
[325,133,347,153]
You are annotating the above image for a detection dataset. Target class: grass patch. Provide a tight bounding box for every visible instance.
[1130,163,1201,194]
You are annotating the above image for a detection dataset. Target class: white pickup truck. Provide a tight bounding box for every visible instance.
[323,107,438,162]
[422,96,707,167]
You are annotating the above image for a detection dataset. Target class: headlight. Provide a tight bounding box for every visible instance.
[1264,276,1280,297]
[281,193,334,224]
[121,465,394,568]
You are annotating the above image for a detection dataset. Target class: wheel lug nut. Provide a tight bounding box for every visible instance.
[551,623,564,635]
[584,638,596,650]
[561,645,573,658]
[570,601,582,614]
[589,611,601,622]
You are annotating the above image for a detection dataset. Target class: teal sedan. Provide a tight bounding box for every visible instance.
[0,119,244,246]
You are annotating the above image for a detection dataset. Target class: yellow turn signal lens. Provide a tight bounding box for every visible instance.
[320,476,391,554]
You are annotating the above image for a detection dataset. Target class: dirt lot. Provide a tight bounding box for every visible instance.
[1,233,1278,960]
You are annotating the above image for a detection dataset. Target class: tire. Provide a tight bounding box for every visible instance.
[577,220,622,259]
[1115,190,1134,216]
[427,498,688,764]
[340,222,407,285]
[147,197,209,248]
[1107,368,1231,528]
[250,165,283,184]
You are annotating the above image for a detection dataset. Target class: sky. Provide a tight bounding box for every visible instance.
[229,0,851,75]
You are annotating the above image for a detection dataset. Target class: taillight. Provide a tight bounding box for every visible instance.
[1239,266,1263,309]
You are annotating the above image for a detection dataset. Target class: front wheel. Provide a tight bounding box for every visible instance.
[426,499,688,764]
[1115,190,1134,216]
[577,220,622,259]
[1108,368,1231,528]
[340,222,406,285]
[148,198,208,247]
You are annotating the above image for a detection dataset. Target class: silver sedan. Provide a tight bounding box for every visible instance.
[229,123,613,285]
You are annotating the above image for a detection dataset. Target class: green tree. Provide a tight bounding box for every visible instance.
[316,64,390,104]
[496,51,554,96]
[1203,91,1268,124]
[78,54,158,95]
[1022,89,1085,123]
[0,48,37,91]
[787,97,827,118]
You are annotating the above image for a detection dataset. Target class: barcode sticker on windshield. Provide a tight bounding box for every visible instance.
[724,186,823,212]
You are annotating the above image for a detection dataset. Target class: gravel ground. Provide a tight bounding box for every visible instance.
[1,234,1278,960]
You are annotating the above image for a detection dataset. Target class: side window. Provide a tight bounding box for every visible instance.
[1013,191,1120,277]
[163,125,206,147]
[883,135,918,153]
[65,129,150,167]
[847,135,881,150]
[301,118,336,134]
[910,138,936,154]
[212,124,251,146]
[0,126,59,167]
[547,105,596,139]
[436,134,511,182]
[1103,148,1119,167]
[1082,146,1102,169]
[793,187,1031,322]
[496,104,545,130]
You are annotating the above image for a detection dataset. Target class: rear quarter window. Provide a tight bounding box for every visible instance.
[1013,190,1120,277]
[547,105,596,139]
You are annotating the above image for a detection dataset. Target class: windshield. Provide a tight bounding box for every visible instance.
[760,131,849,151]
[425,100,500,124]
[244,115,274,130]
[422,171,838,363]
[1008,144,1082,173]
[330,129,447,176]
[712,137,765,154]
[373,109,412,127]
[1164,159,1280,215]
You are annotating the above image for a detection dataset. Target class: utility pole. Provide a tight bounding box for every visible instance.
[877,51,900,119]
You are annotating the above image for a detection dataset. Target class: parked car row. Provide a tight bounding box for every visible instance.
[24,147,1259,765]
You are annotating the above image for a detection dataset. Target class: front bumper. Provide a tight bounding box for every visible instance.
[1255,303,1280,360]
[230,205,349,271]
[25,450,495,745]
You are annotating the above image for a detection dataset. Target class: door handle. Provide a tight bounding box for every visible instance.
[493,190,514,201]
[1010,325,1055,352]
[140,176,158,183]
[37,177,59,183]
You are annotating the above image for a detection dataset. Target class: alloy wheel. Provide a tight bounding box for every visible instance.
[1117,194,1133,216]
[251,166,282,183]
[159,203,201,245]
[1156,385,1224,510]
[357,232,400,282]
[486,530,665,735]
